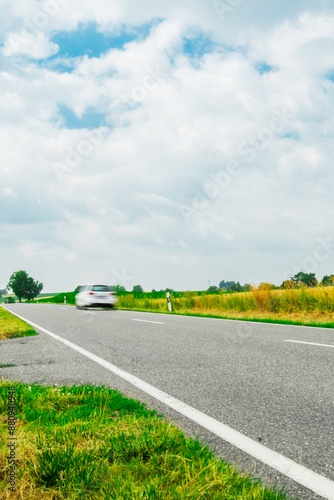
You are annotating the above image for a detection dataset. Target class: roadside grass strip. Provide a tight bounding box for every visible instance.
[38,289,334,329]
[0,382,293,500]
[0,307,37,341]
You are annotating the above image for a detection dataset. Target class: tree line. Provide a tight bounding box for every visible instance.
[3,270,334,303]
[207,272,334,294]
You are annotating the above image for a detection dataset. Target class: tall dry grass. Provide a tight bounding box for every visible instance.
[117,287,334,324]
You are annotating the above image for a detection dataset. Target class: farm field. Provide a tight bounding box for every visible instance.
[0,293,59,304]
[117,286,334,328]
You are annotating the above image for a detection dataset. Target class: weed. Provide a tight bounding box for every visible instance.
[0,382,293,499]
[116,287,334,328]
[0,308,38,341]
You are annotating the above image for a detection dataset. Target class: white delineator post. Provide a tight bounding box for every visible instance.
[167,292,172,312]
[64,296,66,304]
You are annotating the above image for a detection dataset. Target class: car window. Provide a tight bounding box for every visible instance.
[79,286,87,292]
[92,285,110,292]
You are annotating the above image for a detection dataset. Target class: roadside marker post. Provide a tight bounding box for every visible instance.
[64,296,66,304]
[167,292,172,312]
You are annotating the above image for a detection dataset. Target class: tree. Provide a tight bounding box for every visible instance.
[219,280,236,290]
[7,271,43,303]
[207,285,219,294]
[228,282,243,292]
[291,272,318,288]
[321,275,334,286]
[132,285,143,293]
[0,289,7,298]
[114,284,126,293]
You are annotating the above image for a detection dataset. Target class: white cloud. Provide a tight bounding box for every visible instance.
[1,5,334,291]
[2,31,59,59]
[2,187,18,197]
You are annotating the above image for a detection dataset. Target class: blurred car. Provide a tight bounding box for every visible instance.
[75,285,117,309]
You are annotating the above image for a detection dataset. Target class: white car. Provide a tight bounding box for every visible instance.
[75,285,117,309]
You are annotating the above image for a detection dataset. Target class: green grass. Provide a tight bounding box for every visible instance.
[117,287,334,315]
[0,293,59,304]
[0,307,37,341]
[32,291,76,305]
[0,382,293,499]
[116,288,334,329]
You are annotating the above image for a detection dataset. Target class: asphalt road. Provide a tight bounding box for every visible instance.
[1,304,334,500]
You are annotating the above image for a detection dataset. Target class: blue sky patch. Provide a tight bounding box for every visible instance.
[254,62,276,74]
[326,70,334,82]
[283,132,299,140]
[183,33,217,59]
[51,21,156,59]
[57,104,108,129]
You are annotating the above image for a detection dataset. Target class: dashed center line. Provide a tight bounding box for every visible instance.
[4,307,334,499]
[285,340,334,349]
[132,319,164,325]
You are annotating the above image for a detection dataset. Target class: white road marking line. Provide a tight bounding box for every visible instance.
[285,340,334,349]
[132,319,164,325]
[127,311,330,331]
[60,307,68,310]
[4,307,334,500]
[83,311,97,315]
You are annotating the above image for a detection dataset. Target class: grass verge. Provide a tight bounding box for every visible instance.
[0,382,293,499]
[0,307,37,341]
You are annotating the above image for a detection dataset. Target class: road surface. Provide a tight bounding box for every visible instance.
[1,304,334,499]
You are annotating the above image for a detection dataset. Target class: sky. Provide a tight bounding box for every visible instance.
[1,0,334,293]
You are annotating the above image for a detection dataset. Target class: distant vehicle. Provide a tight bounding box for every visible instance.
[75,285,117,309]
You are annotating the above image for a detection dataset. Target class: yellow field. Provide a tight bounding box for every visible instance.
[118,286,334,326]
